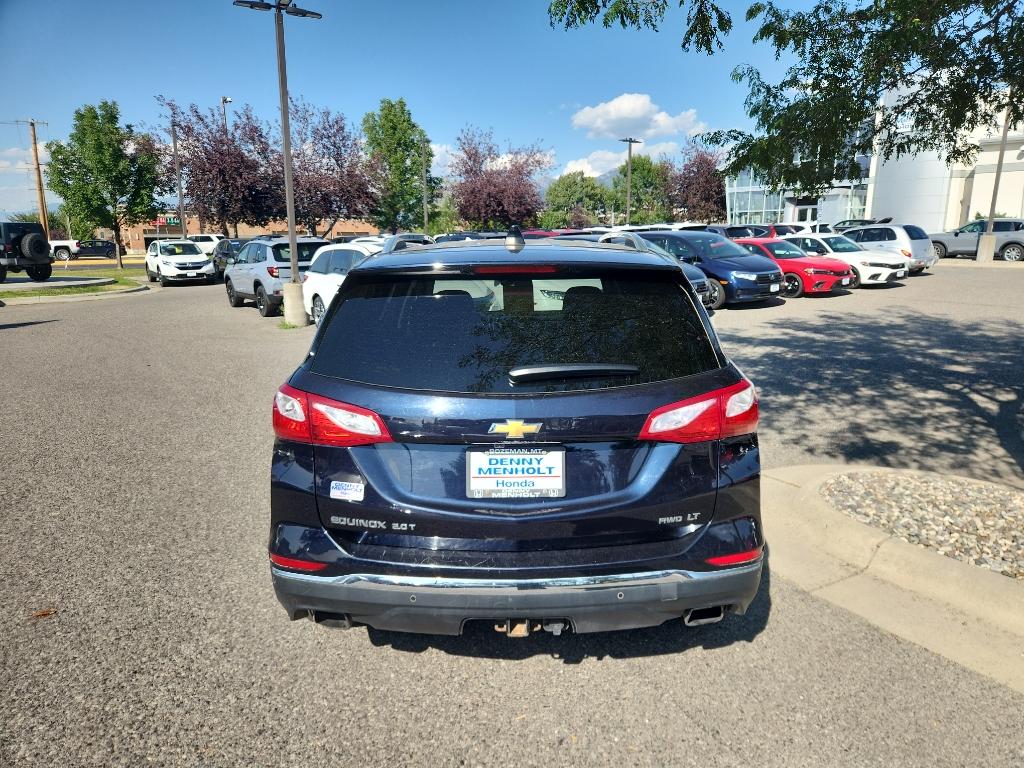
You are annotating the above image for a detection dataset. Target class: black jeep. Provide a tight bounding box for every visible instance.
[0,221,53,283]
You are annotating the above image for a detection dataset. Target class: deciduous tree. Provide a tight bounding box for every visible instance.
[610,155,670,224]
[45,101,165,267]
[667,144,726,222]
[450,127,551,228]
[544,171,608,226]
[362,98,433,233]
[549,0,1023,193]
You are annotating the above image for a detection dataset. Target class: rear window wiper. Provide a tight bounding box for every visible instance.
[508,363,640,383]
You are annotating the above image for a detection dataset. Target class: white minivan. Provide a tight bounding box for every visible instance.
[302,241,381,325]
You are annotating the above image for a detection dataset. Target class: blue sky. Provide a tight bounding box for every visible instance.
[0,0,793,215]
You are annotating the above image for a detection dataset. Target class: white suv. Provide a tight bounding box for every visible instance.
[223,237,328,317]
[188,233,225,256]
[145,240,216,286]
[303,241,381,325]
[842,224,937,273]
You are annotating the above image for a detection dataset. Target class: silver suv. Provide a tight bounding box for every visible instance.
[928,219,1024,262]
[223,237,328,317]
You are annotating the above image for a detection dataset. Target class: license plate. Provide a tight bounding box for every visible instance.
[841,277,850,285]
[467,447,565,499]
[186,271,197,277]
[896,270,906,277]
[770,283,780,293]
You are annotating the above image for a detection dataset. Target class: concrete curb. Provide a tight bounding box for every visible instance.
[935,259,1022,269]
[763,464,1024,693]
[0,284,150,305]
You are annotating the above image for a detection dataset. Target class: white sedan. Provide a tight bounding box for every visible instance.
[782,233,911,287]
[303,241,381,324]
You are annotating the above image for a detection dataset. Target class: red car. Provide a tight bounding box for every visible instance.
[734,238,853,298]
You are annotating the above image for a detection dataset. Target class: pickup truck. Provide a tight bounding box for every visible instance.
[50,238,81,260]
[0,221,54,282]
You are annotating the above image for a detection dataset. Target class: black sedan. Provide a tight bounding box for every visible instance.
[211,238,250,280]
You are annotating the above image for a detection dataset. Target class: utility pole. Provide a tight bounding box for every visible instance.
[0,120,50,235]
[978,88,1015,263]
[234,0,322,325]
[170,120,187,238]
[220,96,233,136]
[421,135,429,233]
[619,137,641,225]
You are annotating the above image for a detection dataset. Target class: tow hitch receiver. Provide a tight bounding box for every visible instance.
[493,619,569,637]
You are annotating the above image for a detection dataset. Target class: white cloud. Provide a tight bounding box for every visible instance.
[571,93,705,140]
[562,141,682,177]
[430,143,454,177]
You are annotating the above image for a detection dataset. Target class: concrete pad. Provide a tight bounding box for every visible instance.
[762,464,1024,693]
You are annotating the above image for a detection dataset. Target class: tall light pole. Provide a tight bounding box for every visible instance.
[220,96,233,135]
[233,0,321,326]
[169,119,187,237]
[619,137,641,225]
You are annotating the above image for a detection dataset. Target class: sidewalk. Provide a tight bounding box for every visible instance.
[763,465,1024,693]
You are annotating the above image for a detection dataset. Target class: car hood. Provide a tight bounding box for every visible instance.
[700,254,779,275]
[799,255,851,271]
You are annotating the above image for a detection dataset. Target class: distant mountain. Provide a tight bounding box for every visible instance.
[595,169,618,188]
[535,174,556,194]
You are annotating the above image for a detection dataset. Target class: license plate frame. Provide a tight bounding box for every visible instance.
[466,447,566,499]
[841,277,851,285]
[770,283,780,293]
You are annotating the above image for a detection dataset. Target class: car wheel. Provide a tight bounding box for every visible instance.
[226,280,244,307]
[312,295,326,326]
[1000,243,1024,262]
[25,264,52,282]
[0,265,7,284]
[54,247,71,261]
[255,285,276,317]
[932,242,946,259]
[781,273,804,298]
[849,267,862,288]
[706,281,726,310]
[146,265,156,283]
[159,270,169,287]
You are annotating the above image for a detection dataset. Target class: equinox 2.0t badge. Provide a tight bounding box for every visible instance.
[488,420,542,439]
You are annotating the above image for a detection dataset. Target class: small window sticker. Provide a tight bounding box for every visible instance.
[330,481,365,502]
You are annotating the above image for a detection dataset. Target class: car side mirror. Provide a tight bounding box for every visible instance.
[953,232,959,237]
[226,257,235,265]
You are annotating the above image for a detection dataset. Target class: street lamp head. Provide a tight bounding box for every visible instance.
[619,137,642,145]
[285,5,322,18]
[232,1,273,10]
[221,96,233,105]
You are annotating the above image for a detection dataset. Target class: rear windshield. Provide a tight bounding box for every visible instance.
[903,225,929,240]
[312,273,719,393]
[273,242,325,262]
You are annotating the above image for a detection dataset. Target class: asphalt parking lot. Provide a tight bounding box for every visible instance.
[1,266,1023,766]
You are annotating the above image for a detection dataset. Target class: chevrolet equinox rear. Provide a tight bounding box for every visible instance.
[269,239,765,636]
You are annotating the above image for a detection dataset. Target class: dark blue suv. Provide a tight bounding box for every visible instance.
[269,239,764,637]
[638,230,783,310]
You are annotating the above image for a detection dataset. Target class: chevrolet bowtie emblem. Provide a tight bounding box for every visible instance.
[488,420,542,439]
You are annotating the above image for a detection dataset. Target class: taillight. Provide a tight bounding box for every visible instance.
[706,547,762,566]
[639,379,758,444]
[267,266,279,278]
[269,553,329,572]
[272,383,392,447]
[75,241,81,248]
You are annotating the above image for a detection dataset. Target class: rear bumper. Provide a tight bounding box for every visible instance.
[271,558,764,635]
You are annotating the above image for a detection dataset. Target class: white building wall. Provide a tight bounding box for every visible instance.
[868,151,953,231]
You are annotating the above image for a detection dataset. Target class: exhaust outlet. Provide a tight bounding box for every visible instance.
[683,605,726,627]
[310,611,355,630]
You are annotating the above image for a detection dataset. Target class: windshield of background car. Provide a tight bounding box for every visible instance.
[904,225,929,240]
[764,241,807,258]
[678,234,751,260]
[160,243,202,256]
[312,272,719,393]
[823,236,862,252]
[272,242,325,262]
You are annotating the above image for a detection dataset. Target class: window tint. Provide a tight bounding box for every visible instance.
[959,221,985,234]
[272,242,325,263]
[764,241,807,258]
[159,242,202,256]
[739,243,761,255]
[992,221,1022,232]
[312,273,719,394]
[308,250,331,274]
[330,249,361,274]
[903,225,929,240]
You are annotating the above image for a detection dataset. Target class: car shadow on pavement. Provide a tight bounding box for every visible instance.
[364,561,772,663]
[718,307,1024,487]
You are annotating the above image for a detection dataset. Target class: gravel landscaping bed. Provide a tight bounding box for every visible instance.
[821,472,1024,580]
